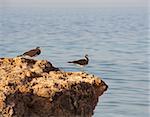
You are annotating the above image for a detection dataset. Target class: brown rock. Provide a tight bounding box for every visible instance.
[0,57,108,117]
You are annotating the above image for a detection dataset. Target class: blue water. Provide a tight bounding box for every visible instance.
[0,7,149,117]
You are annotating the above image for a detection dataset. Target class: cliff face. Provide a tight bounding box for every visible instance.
[0,57,108,117]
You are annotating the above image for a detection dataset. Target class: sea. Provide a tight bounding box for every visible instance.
[0,6,149,117]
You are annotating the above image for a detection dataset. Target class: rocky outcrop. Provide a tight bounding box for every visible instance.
[0,57,108,117]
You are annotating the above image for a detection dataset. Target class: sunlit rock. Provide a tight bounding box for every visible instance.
[0,57,108,117]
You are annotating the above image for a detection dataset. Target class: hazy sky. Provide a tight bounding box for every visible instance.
[1,0,148,7]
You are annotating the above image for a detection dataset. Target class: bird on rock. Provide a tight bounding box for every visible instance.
[68,54,89,67]
[18,47,41,57]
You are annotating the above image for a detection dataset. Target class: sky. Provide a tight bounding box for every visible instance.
[0,0,148,7]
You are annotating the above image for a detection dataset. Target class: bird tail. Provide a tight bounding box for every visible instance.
[17,54,23,57]
[68,61,73,63]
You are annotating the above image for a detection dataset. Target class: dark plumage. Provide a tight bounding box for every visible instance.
[68,54,89,67]
[18,47,41,57]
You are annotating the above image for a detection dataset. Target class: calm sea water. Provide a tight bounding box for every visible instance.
[0,7,149,117]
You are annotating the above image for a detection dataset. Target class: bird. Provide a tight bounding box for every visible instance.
[68,54,89,67]
[17,47,41,57]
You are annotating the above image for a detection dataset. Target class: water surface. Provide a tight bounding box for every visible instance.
[0,7,149,117]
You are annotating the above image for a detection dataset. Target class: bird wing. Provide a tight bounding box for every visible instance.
[70,59,87,65]
[23,49,37,56]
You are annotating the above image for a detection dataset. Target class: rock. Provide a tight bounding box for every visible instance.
[0,57,108,117]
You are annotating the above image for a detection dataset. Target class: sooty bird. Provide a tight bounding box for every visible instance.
[68,54,89,67]
[18,47,41,57]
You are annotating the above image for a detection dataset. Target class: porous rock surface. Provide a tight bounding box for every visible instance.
[0,57,108,117]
